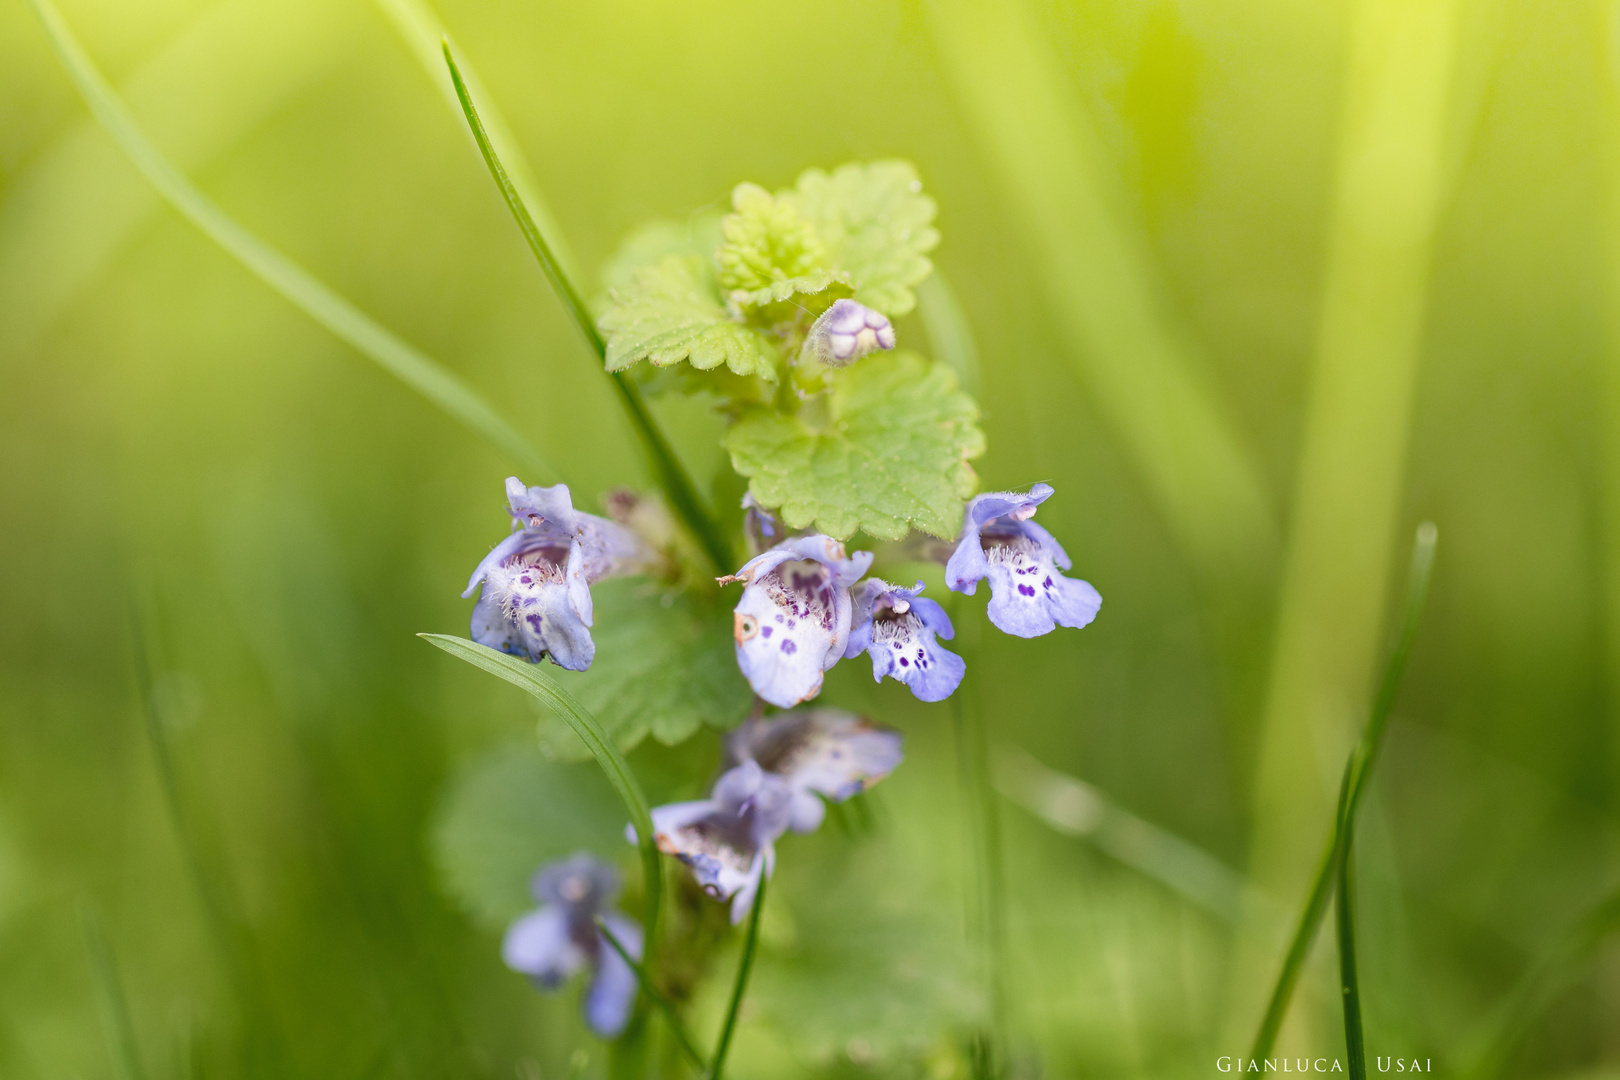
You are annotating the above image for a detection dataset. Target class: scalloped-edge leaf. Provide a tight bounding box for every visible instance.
[599,254,779,378]
[724,351,984,540]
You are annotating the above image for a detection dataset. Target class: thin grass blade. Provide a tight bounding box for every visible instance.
[27,0,553,481]
[917,270,982,399]
[417,634,662,947]
[706,872,767,1080]
[440,42,732,574]
[370,0,582,283]
[80,903,149,1080]
[1249,522,1437,1058]
[596,917,705,1072]
[1334,835,1360,1080]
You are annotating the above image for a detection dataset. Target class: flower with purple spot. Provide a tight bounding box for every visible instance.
[724,707,904,832]
[641,760,794,922]
[801,298,896,367]
[501,852,643,1038]
[945,483,1101,638]
[463,477,647,670]
[718,534,875,708]
[845,580,965,702]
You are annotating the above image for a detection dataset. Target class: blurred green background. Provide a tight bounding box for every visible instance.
[3,0,1619,1076]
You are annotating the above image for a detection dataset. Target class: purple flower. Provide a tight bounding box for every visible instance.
[719,534,875,708]
[643,760,795,922]
[945,484,1101,638]
[501,853,643,1038]
[463,477,646,670]
[741,492,784,556]
[845,580,965,702]
[724,708,904,832]
[801,298,896,367]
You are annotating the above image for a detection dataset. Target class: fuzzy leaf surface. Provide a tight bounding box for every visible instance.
[795,160,938,317]
[598,254,778,377]
[724,351,984,540]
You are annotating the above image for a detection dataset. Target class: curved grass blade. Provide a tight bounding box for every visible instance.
[706,871,766,1080]
[1334,763,1366,1080]
[417,635,663,948]
[80,902,149,1080]
[1249,522,1437,1059]
[370,0,582,284]
[440,42,733,574]
[27,0,554,482]
[596,917,705,1073]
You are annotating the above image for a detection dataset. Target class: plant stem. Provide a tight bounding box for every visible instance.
[441,42,733,575]
[1335,827,1366,1080]
[1249,522,1437,1059]
[707,873,767,1080]
[80,903,149,1080]
[596,918,706,1073]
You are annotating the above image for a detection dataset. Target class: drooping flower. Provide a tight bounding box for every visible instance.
[501,853,643,1038]
[945,483,1101,638]
[845,580,965,702]
[643,760,794,922]
[801,298,897,367]
[719,534,875,708]
[724,708,903,832]
[463,477,646,670]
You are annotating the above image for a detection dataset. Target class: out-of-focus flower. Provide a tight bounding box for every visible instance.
[719,534,875,708]
[801,298,896,367]
[501,853,643,1038]
[463,477,646,670]
[724,708,903,832]
[945,484,1101,638]
[742,492,784,556]
[845,580,965,702]
[643,760,794,922]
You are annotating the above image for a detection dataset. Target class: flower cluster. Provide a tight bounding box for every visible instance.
[717,484,1100,707]
[501,853,642,1037]
[642,708,903,921]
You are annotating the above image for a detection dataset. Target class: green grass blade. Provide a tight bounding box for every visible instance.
[417,635,663,948]
[595,917,705,1073]
[706,871,766,1080]
[1334,766,1366,1080]
[370,0,582,284]
[440,42,733,574]
[27,0,554,482]
[79,903,149,1080]
[1249,522,1438,1058]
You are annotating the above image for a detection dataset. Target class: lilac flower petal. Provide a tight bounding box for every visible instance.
[726,709,904,805]
[802,298,898,367]
[723,535,873,708]
[847,580,965,702]
[787,789,826,834]
[533,852,619,909]
[910,595,955,640]
[647,763,792,911]
[984,558,1101,638]
[502,906,586,988]
[585,913,643,1038]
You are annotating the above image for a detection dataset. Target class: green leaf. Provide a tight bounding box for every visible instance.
[716,182,848,308]
[724,351,985,540]
[598,255,779,378]
[795,160,939,317]
[597,215,724,296]
[430,742,627,930]
[537,578,754,758]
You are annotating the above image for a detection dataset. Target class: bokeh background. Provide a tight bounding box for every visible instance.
[3,0,1619,1076]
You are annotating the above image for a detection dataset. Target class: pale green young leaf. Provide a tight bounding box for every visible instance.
[795,160,939,317]
[715,181,849,308]
[537,578,753,758]
[597,214,724,296]
[598,254,779,378]
[724,351,984,540]
[430,742,626,929]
